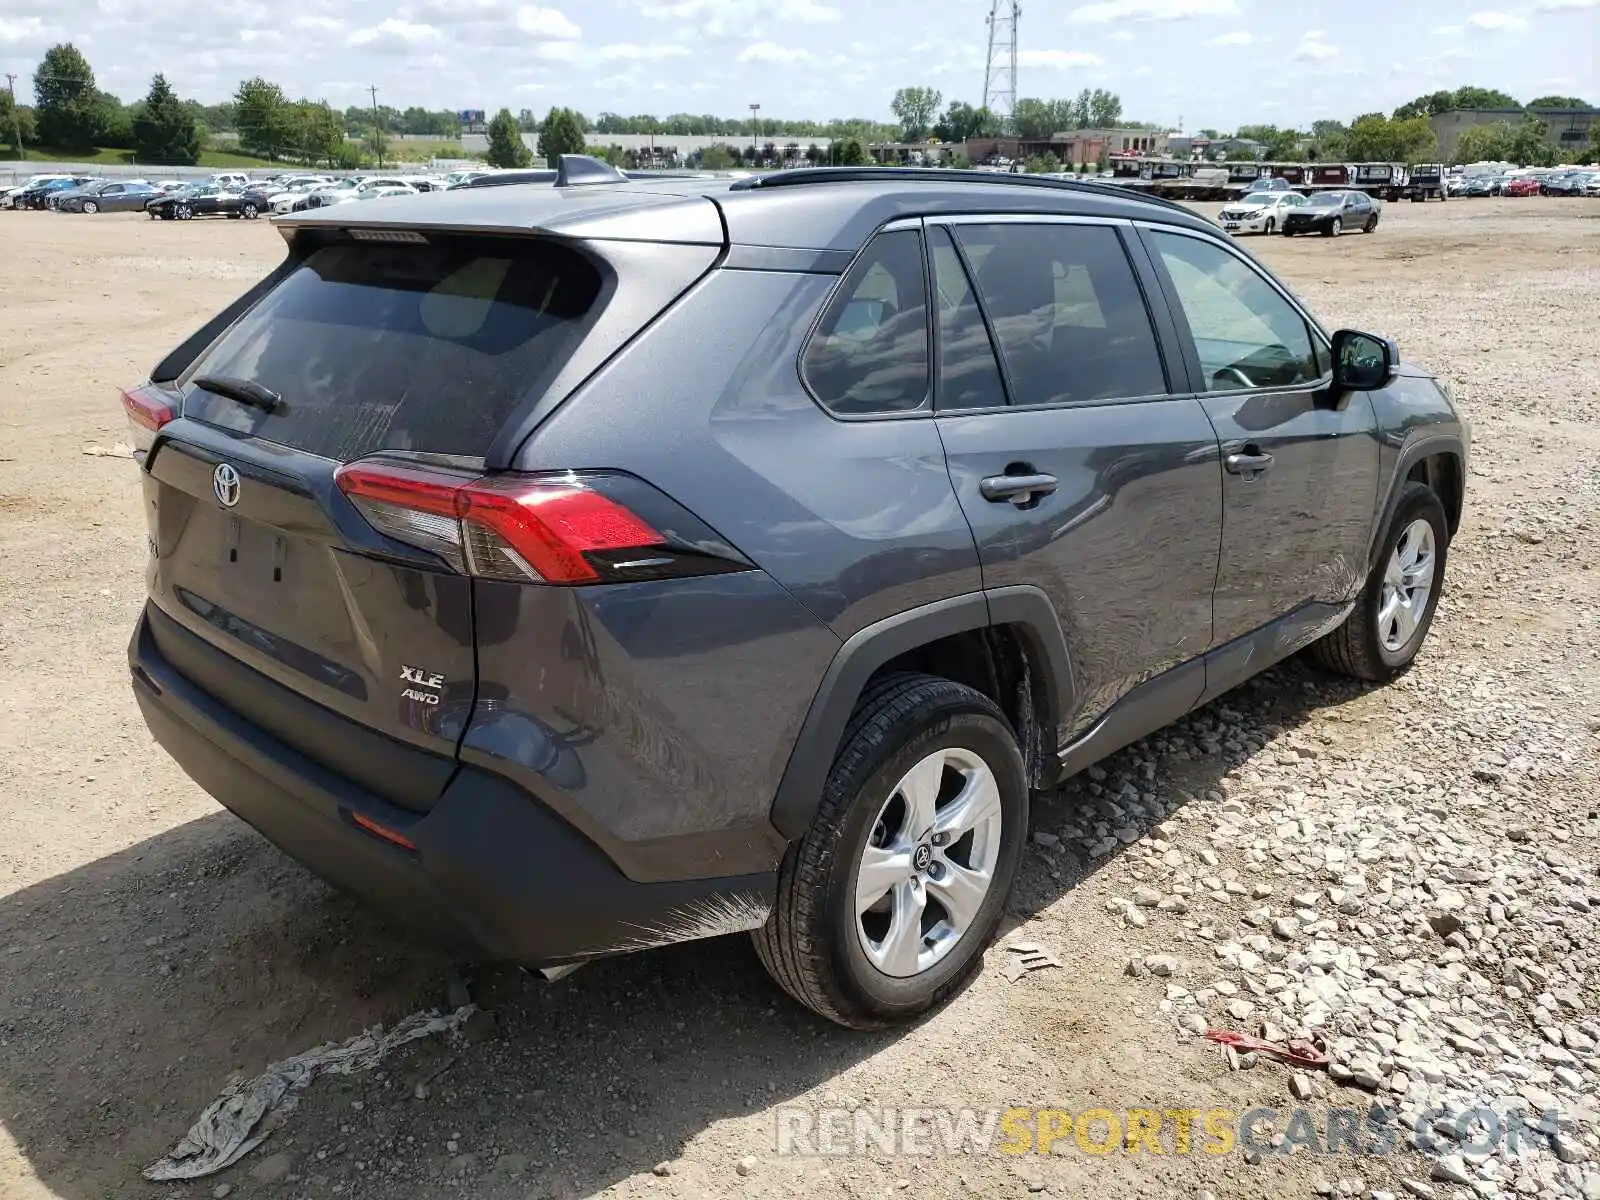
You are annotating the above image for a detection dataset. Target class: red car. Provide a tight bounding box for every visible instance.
[1503,176,1542,197]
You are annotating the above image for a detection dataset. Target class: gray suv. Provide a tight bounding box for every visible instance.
[124,161,1467,1028]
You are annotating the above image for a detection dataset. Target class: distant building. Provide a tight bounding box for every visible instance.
[964,127,1168,167]
[1430,106,1599,161]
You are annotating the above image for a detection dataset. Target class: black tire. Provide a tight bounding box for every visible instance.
[82,200,98,214]
[753,673,1028,1029]
[1264,217,1275,235]
[1310,482,1448,682]
[176,205,193,221]
[241,203,259,219]
[1324,217,1342,238]
[1364,215,1378,233]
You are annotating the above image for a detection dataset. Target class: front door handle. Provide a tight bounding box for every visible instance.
[1224,450,1274,479]
[979,472,1058,505]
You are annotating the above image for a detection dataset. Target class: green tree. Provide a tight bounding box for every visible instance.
[890,86,942,141]
[535,106,586,166]
[1527,95,1589,109]
[234,77,291,159]
[699,143,735,169]
[33,43,101,153]
[294,100,346,166]
[486,107,533,167]
[1088,88,1123,128]
[1235,124,1308,161]
[1345,112,1436,162]
[1393,90,1457,120]
[1451,122,1514,164]
[0,88,38,154]
[1309,119,1349,160]
[133,74,200,165]
[933,100,999,143]
[1507,117,1557,167]
[1450,86,1520,110]
[1011,97,1057,140]
[833,138,869,166]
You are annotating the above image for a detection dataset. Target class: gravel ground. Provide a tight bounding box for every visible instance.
[0,198,1596,1200]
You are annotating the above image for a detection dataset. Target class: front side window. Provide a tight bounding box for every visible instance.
[955,222,1167,406]
[1148,231,1321,393]
[929,227,1007,411]
[801,228,930,415]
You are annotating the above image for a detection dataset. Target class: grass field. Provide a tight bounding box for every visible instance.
[1,146,282,168]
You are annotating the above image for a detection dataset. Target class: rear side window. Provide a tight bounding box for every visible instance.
[955,223,1167,406]
[182,236,603,460]
[801,228,930,415]
[929,226,1007,412]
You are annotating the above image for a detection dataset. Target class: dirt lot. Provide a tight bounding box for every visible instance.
[1,199,1597,1200]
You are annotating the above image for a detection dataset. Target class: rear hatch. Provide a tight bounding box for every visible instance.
[135,229,642,812]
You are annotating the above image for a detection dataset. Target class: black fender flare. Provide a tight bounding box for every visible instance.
[1366,432,1465,572]
[768,586,1074,841]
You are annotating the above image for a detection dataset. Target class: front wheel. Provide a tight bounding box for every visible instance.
[1325,217,1342,237]
[1310,482,1448,682]
[754,673,1028,1028]
[82,200,99,214]
[1364,215,1378,233]
[1263,217,1275,235]
[241,203,259,219]
[176,205,193,221]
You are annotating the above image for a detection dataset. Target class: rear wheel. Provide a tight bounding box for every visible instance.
[754,674,1028,1028]
[1310,482,1448,682]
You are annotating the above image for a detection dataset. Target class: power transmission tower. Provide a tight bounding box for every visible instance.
[983,1,1020,123]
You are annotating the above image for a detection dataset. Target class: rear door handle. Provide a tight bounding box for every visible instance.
[979,472,1058,505]
[1224,450,1274,478]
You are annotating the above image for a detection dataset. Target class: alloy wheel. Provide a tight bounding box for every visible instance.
[855,747,1004,978]
[1378,518,1436,652]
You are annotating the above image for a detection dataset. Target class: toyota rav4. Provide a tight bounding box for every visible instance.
[125,161,1468,1028]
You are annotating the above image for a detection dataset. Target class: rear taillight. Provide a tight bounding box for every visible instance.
[121,385,174,457]
[334,460,749,586]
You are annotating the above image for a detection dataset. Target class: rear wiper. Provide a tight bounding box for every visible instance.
[192,375,283,414]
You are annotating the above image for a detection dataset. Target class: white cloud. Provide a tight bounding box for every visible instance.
[1204,29,1253,45]
[1532,0,1597,9]
[737,40,812,62]
[639,0,840,26]
[1467,10,1529,30]
[1109,29,1135,41]
[598,42,690,59]
[1293,31,1338,60]
[290,14,345,32]
[348,18,439,45]
[1016,48,1103,68]
[0,15,62,43]
[1431,23,1465,35]
[514,5,581,37]
[1069,0,1238,23]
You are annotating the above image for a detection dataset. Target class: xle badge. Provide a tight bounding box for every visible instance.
[400,665,445,706]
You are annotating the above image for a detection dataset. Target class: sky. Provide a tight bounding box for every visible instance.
[1,0,1596,130]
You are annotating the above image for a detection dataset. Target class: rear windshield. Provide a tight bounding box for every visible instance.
[181,235,604,460]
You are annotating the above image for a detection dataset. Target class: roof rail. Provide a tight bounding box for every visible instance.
[555,154,628,188]
[727,166,1197,216]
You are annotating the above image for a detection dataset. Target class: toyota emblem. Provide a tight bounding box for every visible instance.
[212,463,241,508]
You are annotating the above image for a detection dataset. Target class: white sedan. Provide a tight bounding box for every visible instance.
[1217,190,1309,236]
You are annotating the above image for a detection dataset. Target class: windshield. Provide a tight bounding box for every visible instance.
[1306,193,1343,206]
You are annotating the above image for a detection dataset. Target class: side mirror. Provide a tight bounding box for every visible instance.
[1330,329,1398,392]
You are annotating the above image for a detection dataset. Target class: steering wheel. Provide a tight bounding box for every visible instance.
[1211,366,1257,390]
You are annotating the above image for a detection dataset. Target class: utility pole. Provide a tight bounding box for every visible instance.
[750,102,760,160]
[4,74,22,161]
[982,1,1020,125]
[368,85,384,169]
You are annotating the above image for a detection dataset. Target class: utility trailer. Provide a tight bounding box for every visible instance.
[1347,162,1411,201]
[1404,163,1448,201]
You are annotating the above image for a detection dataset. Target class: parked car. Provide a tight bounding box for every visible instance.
[1502,176,1542,198]
[289,181,362,211]
[1462,176,1496,197]
[145,183,262,220]
[2,173,75,209]
[153,180,190,193]
[1247,177,1293,193]
[443,169,492,187]
[1581,173,1600,198]
[1282,189,1380,236]
[122,162,1466,1028]
[1217,190,1309,235]
[1445,175,1467,197]
[54,179,160,213]
[448,168,560,190]
[15,176,94,210]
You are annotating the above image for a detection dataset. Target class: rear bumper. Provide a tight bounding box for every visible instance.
[129,610,776,966]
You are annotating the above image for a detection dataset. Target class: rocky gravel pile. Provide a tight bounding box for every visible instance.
[1034,658,1598,1200]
